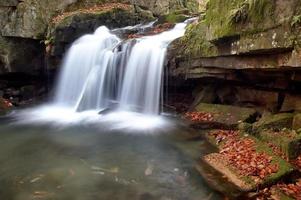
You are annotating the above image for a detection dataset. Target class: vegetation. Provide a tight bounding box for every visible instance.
[205,0,274,39]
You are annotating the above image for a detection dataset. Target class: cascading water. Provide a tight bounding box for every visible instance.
[15,19,195,127]
[53,20,190,115]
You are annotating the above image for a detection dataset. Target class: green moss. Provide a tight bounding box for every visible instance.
[254,113,294,132]
[206,131,294,188]
[291,15,301,28]
[178,22,218,57]
[160,13,189,23]
[254,137,293,185]
[204,0,275,39]
[259,129,301,160]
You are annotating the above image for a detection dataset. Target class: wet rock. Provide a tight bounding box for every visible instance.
[48,4,155,65]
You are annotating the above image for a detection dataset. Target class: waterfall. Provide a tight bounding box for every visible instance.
[53,20,190,115]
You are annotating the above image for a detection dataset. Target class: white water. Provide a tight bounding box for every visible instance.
[14,19,194,128]
[54,21,188,114]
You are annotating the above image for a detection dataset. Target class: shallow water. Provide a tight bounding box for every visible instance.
[0,113,222,200]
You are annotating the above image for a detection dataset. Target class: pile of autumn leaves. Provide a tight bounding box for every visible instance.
[277,179,301,200]
[209,130,279,183]
[184,112,214,122]
[0,97,13,109]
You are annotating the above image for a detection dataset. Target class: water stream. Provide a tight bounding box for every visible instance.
[54,20,188,115]
[0,20,224,199]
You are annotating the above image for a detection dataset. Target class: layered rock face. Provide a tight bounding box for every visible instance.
[0,0,199,74]
[0,0,199,105]
[168,0,301,112]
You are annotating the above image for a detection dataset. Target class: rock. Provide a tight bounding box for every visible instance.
[203,153,254,192]
[293,113,301,131]
[203,131,294,192]
[191,85,218,106]
[0,36,44,74]
[1,0,78,39]
[259,129,301,160]
[253,113,294,132]
[167,0,301,111]
[48,4,154,59]
[158,12,190,24]
[0,0,18,6]
[233,87,279,112]
[20,85,35,100]
[191,103,257,129]
[281,94,301,112]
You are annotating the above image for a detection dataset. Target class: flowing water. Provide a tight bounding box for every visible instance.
[0,20,224,199]
[54,20,188,114]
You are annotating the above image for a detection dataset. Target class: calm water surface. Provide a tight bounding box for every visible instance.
[0,113,222,200]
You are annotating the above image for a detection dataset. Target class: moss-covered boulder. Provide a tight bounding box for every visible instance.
[191,103,257,129]
[259,129,301,160]
[47,4,154,64]
[0,36,44,74]
[203,130,294,192]
[253,113,294,132]
[293,113,301,131]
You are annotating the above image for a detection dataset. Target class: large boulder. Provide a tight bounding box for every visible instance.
[49,4,154,56]
[0,36,44,74]
[1,0,78,39]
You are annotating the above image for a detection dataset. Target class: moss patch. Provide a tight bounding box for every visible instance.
[176,21,218,57]
[204,130,294,191]
[204,0,275,39]
[194,103,257,128]
[259,129,301,160]
[253,113,294,133]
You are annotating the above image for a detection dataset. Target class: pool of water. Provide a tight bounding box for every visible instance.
[0,111,222,200]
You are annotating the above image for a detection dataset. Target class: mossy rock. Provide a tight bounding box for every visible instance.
[193,103,257,129]
[253,113,294,132]
[272,191,294,200]
[259,129,301,160]
[292,113,301,131]
[203,131,294,192]
[49,5,154,56]
[175,21,218,58]
[158,12,189,24]
[204,0,276,41]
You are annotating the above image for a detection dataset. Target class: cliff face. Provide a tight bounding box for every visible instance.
[0,0,199,106]
[0,0,199,75]
[168,0,301,112]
